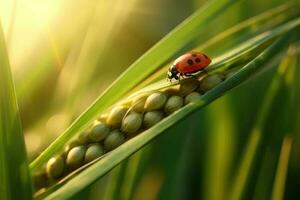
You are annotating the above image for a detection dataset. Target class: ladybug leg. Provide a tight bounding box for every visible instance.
[167,76,171,82]
[167,71,174,82]
[185,73,197,80]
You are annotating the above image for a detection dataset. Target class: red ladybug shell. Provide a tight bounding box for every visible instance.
[174,51,211,74]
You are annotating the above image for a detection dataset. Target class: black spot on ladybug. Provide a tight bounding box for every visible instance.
[187,59,194,65]
[203,54,208,59]
[195,58,201,63]
[192,53,196,57]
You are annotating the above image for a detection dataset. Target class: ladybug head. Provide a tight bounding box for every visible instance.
[167,65,180,81]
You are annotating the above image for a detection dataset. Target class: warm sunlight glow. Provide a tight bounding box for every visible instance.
[1,0,62,71]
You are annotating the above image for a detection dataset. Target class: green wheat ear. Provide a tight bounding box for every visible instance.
[35,29,300,200]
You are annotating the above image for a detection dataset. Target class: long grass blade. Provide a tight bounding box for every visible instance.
[134,17,300,93]
[271,136,293,200]
[0,23,33,200]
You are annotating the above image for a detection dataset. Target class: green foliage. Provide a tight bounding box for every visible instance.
[1,0,300,199]
[229,46,297,200]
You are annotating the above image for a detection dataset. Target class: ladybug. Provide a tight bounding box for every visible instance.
[167,51,211,81]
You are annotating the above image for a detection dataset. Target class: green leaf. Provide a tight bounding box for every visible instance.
[30,0,242,172]
[271,136,293,200]
[0,24,33,199]
[40,31,293,200]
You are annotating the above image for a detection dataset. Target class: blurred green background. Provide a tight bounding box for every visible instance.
[0,0,299,199]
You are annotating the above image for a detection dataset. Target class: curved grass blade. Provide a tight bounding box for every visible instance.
[30,0,242,171]
[0,24,33,199]
[41,32,293,200]
[130,17,300,95]
[135,1,300,89]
